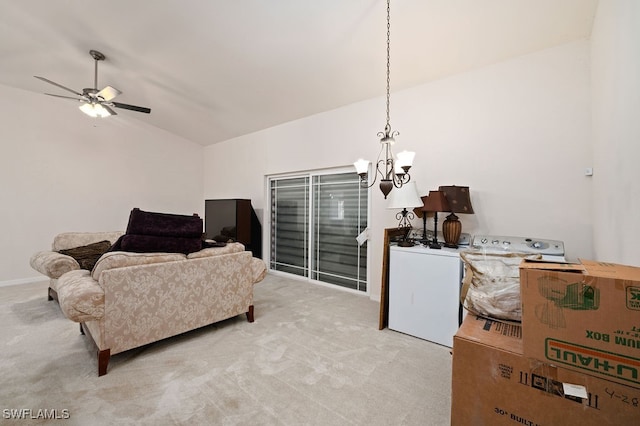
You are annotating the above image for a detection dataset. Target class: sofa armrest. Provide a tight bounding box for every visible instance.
[52,231,123,251]
[57,270,104,322]
[186,242,246,259]
[30,251,80,279]
[250,258,267,283]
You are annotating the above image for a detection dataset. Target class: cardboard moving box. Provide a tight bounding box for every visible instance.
[451,315,640,426]
[520,259,640,388]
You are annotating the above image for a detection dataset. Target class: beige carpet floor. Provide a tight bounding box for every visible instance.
[0,274,452,425]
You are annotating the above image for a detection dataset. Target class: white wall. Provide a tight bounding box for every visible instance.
[0,84,204,284]
[204,41,593,301]
[591,0,640,266]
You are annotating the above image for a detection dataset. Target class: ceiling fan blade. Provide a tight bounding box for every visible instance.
[102,104,117,116]
[112,102,151,114]
[97,85,121,101]
[34,76,83,96]
[44,93,84,101]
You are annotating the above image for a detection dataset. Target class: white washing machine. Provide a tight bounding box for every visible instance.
[388,245,465,347]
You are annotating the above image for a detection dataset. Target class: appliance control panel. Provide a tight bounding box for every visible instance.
[471,235,564,256]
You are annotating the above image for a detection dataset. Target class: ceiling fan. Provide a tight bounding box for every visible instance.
[34,49,151,117]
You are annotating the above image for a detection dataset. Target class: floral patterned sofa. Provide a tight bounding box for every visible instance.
[30,232,266,376]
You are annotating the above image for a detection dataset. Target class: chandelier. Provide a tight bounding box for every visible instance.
[354,0,415,199]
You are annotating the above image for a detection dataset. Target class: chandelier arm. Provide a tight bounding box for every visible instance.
[392,172,411,189]
[376,158,391,181]
[359,142,387,188]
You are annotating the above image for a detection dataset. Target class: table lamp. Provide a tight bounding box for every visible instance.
[422,190,450,249]
[439,185,474,248]
[387,181,423,246]
[413,195,431,244]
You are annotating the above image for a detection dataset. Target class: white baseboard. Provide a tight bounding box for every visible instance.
[0,276,48,288]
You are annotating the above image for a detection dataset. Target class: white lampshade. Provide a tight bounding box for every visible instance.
[353,158,370,175]
[395,150,415,168]
[387,181,422,209]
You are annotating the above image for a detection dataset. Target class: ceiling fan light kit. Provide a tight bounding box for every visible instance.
[34,49,151,118]
[79,102,113,118]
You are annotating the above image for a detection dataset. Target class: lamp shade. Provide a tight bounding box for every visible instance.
[395,150,415,168]
[422,190,450,212]
[353,158,370,175]
[387,181,422,209]
[438,185,474,214]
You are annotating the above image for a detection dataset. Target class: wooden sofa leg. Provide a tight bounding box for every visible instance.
[48,287,58,302]
[98,349,111,377]
[246,305,255,323]
[80,323,85,335]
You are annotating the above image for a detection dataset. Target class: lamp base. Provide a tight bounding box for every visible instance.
[429,211,442,249]
[395,225,414,247]
[442,213,462,248]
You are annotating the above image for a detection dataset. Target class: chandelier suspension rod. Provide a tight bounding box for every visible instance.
[385,0,391,133]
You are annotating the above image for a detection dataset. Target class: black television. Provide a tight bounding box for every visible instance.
[204,199,262,258]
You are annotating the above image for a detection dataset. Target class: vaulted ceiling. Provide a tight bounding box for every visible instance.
[0,0,598,146]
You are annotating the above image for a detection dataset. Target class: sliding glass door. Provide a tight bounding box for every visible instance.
[269,170,368,292]
[270,177,309,278]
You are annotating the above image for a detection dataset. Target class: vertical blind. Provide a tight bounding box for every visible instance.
[270,172,368,292]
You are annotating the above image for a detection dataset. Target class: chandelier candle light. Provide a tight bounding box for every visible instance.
[354,0,415,199]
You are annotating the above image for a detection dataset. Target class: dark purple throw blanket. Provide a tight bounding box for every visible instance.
[126,208,202,238]
[110,208,204,255]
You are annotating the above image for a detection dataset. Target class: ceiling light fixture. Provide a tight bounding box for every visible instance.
[354,0,415,199]
[79,102,112,118]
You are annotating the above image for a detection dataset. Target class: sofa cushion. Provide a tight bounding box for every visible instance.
[58,240,112,271]
[92,251,186,281]
[187,242,246,259]
[126,208,203,238]
[57,270,105,322]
